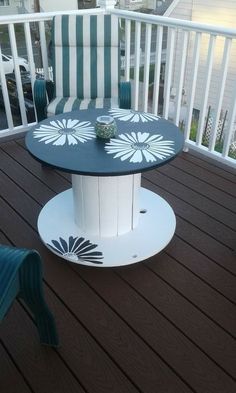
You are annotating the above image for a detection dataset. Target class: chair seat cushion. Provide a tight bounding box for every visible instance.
[47,97,119,116]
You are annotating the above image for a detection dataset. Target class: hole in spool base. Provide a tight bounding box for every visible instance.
[140,209,147,214]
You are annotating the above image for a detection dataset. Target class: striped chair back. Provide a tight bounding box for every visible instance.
[52,14,120,101]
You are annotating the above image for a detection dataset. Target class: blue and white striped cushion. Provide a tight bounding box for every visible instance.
[52,14,120,103]
[47,97,119,116]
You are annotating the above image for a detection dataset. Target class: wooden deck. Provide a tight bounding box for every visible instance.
[0,137,236,393]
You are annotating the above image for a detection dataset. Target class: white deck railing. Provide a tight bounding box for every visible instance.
[0,4,236,168]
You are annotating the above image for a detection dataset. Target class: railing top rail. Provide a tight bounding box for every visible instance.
[1,7,236,38]
[112,9,236,38]
[0,8,104,25]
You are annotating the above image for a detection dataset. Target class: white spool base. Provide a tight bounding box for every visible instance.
[38,187,176,267]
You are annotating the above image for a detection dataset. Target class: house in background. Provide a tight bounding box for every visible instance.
[167,0,236,140]
[0,0,18,15]
[118,0,174,13]
[0,0,81,15]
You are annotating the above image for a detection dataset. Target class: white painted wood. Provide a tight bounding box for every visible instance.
[0,45,14,131]
[184,32,201,140]
[208,38,232,152]
[125,19,131,82]
[132,173,141,229]
[72,174,84,231]
[163,27,175,119]
[143,23,152,112]
[37,187,176,267]
[73,175,100,236]
[24,21,37,122]
[39,20,49,80]
[111,9,236,37]
[0,8,104,25]
[174,30,188,126]
[8,23,28,126]
[81,176,100,236]
[1,8,236,37]
[185,140,236,168]
[196,34,216,146]
[98,176,118,237]
[117,175,133,235]
[222,79,236,158]
[0,124,36,138]
[72,174,142,238]
[152,25,163,115]
[134,21,141,110]
[24,22,36,85]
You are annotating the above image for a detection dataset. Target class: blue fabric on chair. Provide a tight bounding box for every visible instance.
[34,14,131,122]
[0,245,59,347]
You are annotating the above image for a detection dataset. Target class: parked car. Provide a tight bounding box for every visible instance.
[0,72,36,123]
[1,54,29,74]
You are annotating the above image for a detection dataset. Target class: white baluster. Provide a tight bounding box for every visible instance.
[174,30,188,126]
[208,37,232,152]
[125,19,131,82]
[134,21,141,111]
[163,27,175,119]
[24,22,36,84]
[39,20,49,80]
[184,32,201,141]
[152,25,163,116]
[143,23,152,112]
[222,78,236,158]
[0,45,14,131]
[8,23,28,126]
[196,34,216,146]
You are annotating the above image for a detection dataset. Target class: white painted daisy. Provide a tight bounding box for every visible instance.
[105,132,175,163]
[33,118,95,145]
[109,108,159,122]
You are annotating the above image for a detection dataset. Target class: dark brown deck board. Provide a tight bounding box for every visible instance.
[142,174,235,249]
[145,252,236,335]
[0,194,191,393]
[180,151,236,181]
[0,148,54,205]
[1,140,70,192]
[43,286,141,393]
[164,160,236,213]
[0,137,236,393]
[155,165,236,228]
[1,302,86,393]
[164,237,236,303]
[75,265,236,389]
[0,342,32,393]
[171,155,236,197]
[0,239,138,393]
[142,178,236,275]
[17,138,72,183]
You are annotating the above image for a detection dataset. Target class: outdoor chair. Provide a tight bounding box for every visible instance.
[34,14,131,122]
[0,245,59,347]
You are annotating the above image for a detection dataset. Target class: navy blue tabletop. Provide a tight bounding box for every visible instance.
[25,108,184,176]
